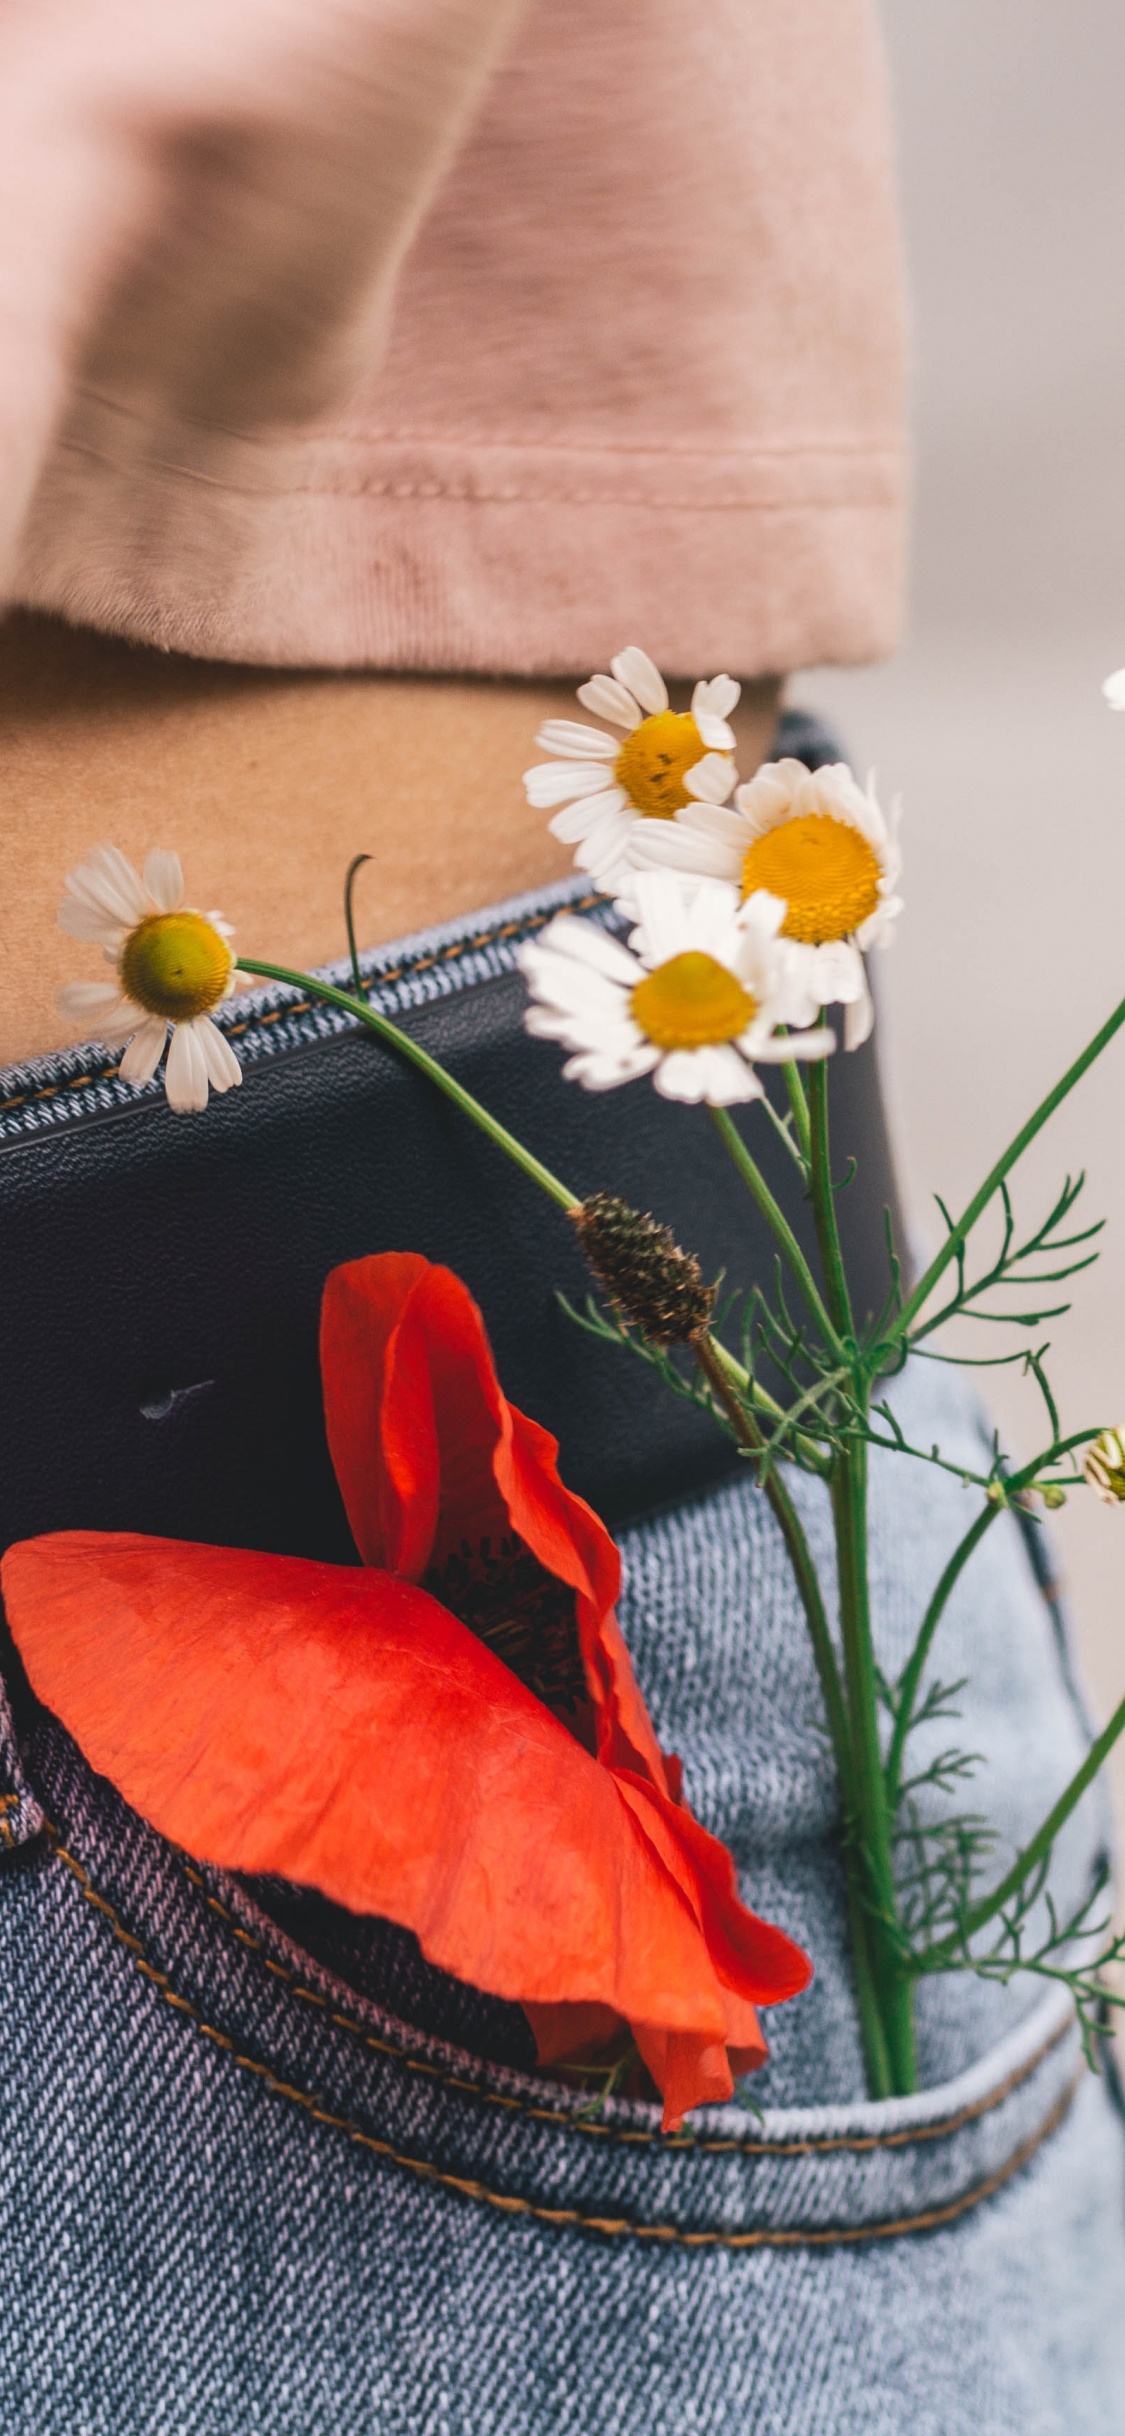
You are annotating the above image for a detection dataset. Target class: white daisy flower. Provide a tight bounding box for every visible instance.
[624,758,902,1050]
[1103,669,1125,711]
[58,846,244,1114]
[517,871,833,1106]
[523,646,740,891]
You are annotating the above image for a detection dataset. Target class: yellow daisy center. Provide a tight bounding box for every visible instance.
[119,911,233,1022]
[741,814,881,944]
[615,710,709,818]
[631,952,755,1053]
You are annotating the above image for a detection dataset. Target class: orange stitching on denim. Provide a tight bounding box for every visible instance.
[0,1791,18,1850]
[0,898,602,1120]
[179,1858,1075,2161]
[45,1830,1078,2248]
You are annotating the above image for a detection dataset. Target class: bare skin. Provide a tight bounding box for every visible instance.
[0,610,782,1067]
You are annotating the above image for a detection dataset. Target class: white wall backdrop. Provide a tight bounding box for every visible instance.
[795,3,1125,1765]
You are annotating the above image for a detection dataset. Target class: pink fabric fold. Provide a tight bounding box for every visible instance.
[0,0,907,674]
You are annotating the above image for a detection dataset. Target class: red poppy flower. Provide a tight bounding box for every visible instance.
[2,1252,810,2127]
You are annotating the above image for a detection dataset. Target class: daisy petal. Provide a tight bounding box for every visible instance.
[806,939,866,1005]
[844,971,875,1050]
[676,801,749,847]
[57,899,129,949]
[142,850,184,913]
[534,721,618,761]
[629,821,737,882]
[692,712,737,752]
[750,1027,834,1063]
[654,1048,754,1106]
[732,763,808,833]
[694,1045,762,1104]
[548,786,629,844]
[1103,668,1125,711]
[64,846,151,930]
[577,676,643,731]
[524,762,614,810]
[692,676,741,724]
[58,979,128,1018]
[610,648,668,716]
[118,1016,167,1086]
[532,916,641,986]
[520,966,629,1035]
[738,889,788,943]
[628,871,735,969]
[684,753,737,805]
[164,1021,209,1112]
[195,1018,242,1093]
[855,894,903,951]
[524,1005,596,1047]
[562,1043,661,1091]
[571,808,638,880]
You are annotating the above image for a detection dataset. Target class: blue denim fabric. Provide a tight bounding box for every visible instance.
[3,1354,1124,2432]
[3,859,1125,2431]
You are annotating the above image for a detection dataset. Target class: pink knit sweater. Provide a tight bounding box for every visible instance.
[0,0,907,674]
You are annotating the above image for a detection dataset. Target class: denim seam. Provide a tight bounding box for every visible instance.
[185,1861,1075,2162]
[35,1825,1081,2248]
[43,1824,1081,2248]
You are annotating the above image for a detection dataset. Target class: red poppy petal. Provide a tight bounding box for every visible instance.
[520,1999,623,2067]
[319,1251,438,1574]
[525,1997,769,2134]
[612,1771,812,2004]
[321,1254,670,1787]
[322,1254,624,1606]
[2,1532,744,2041]
[321,1257,509,1575]
[632,2025,740,2132]
[497,1402,619,1618]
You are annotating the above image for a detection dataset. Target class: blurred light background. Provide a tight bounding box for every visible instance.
[794,2,1125,1807]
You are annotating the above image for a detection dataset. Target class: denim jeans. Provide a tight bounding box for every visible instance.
[3,812,1124,2431]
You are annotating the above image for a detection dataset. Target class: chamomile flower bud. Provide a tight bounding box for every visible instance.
[573,1192,716,1345]
[1083,1428,1125,1505]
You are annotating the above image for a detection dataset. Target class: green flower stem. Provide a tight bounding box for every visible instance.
[712,1074,906,2091]
[832,1440,918,2094]
[883,1501,996,1818]
[919,1683,1125,1972]
[804,1056,913,2091]
[239,958,580,1214]
[694,1331,894,2096]
[706,1336,833,1477]
[884,1424,1106,1820]
[892,988,1125,1346]
[782,1061,813,1164]
[343,855,372,1000]
[709,1105,844,1357]
[807,1060,854,1341]
[694,1334,848,1769]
